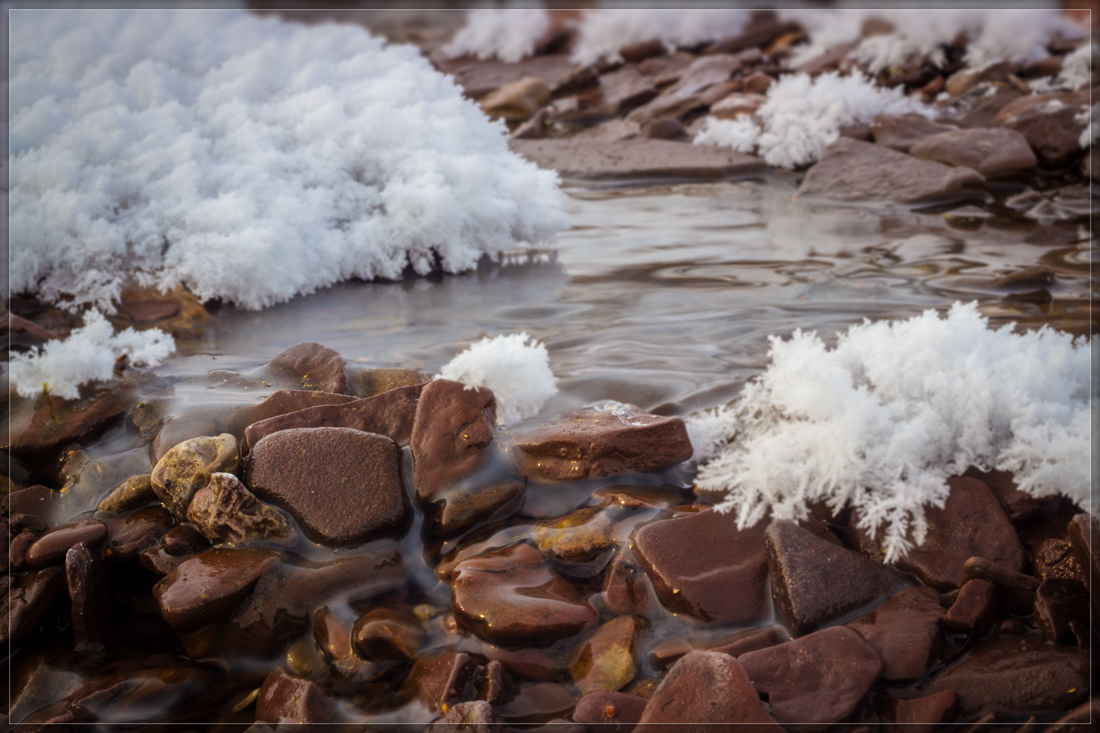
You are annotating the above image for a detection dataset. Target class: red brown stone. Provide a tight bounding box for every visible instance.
[882,691,960,732]
[265,341,348,394]
[152,547,278,631]
[944,579,998,636]
[846,586,944,681]
[1033,578,1090,646]
[256,666,335,727]
[572,690,647,732]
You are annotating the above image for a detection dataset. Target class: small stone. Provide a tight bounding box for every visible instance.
[481,77,551,121]
[265,341,347,394]
[230,389,356,437]
[619,38,666,64]
[313,606,378,680]
[150,434,240,519]
[1033,578,1090,645]
[944,579,998,636]
[709,92,767,120]
[410,379,496,501]
[65,541,110,652]
[598,65,658,115]
[161,524,211,557]
[345,366,430,398]
[353,608,424,661]
[9,530,37,573]
[640,117,687,140]
[476,659,510,705]
[910,128,1037,177]
[743,71,774,94]
[25,519,108,569]
[572,691,647,732]
[400,651,482,715]
[739,626,883,732]
[958,555,1039,592]
[1066,513,1100,624]
[427,700,506,733]
[8,385,134,459]
[963,466,1049,525]
[256,666,334,726]
[996,92,1088,166]
[600,549,657,617]
[103,506,172,563]
[1,567,67,644]
[532,507,616,567]
[152,547,279,631]
[187,472,290,545]
[510,138,765,180]
[97,474,156,514]
[882,691,960,733]
[568,616,642,695]
[846,586,944,681]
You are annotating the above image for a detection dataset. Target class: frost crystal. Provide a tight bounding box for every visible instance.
[9,310,175,400]
[571,9,752,65]
[439,333,558,426]
[443,8,551,63]
[693,303,1090,563]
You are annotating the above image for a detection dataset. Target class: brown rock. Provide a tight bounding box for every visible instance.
[103,505,172,563]
[186,472,290,545]
[265,341,347,394]
[161,524,210,557]
[25,519,107,569]
[743,71,774,94]
[533,506,616,568]
[649,627,779,670]
[229,390,355,439]
[1045,698,1100,733]
[598,65,658,115]
[619,39,667,65]
[882,691,960,733]
[633,509,768,625]
[65,541,110,651]
[9,530,36,573]
[944,579,998,636]
[709,92,767,120]
[510,401,692,481]
[97,474,156,514]
[996,92,1088,166]
[345,366,429,398]
[401,651,482,715]
[962,466,1048,525]
[247,427,409,546]
[481,77,551,121]
[510,138,765,180]
[1066,513,1100,623]
[568,616,641,695]
[766,520,914,637]
[440,54,578,100]
[846,586,943,681]
[1,567,67,644]
[152,547,279,631]
[411,379,496,501]
[600,548,657,617]
[910,128,1037,177]
[640,117,687,140]
[7,385,134,459]
[646,51,695,84]
[1033,578,1090,645]
[256,666,334,727]
[151,433,240,519]
[572,690,647,733]
[959,85,1023,128]
[313,606,377,680]
[353,608,424,661]
[428,700,506,733]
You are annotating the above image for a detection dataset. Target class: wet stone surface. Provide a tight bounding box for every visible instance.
[187,472,290,545]
[845,586,943,682]
[151,433,241,520]
[152,547,279,631]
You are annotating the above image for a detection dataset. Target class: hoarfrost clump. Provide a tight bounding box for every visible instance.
[1077,104,1098,148]
[9,9,568,313]
[439,333,557,425]
[684,406,739,464]
[571,9,752,65]
[694,303,1090,563]
[1034,42,1096,93]
[443,8,550,63]
[694,71,931,168]
[9,310,175,400]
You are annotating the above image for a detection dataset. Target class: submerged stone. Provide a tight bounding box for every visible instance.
[97,474,156,514]
[186,472,290,545]
[264,341,348,394]
[150,433,240,519]
[428,700,507,733]
[66,541,110,652]
[256,666,335,726]
[152,547,279,631]
[572,690,647,732]
[568,616,642,695]
[944,579,998,636]
[846,586,943,682]
[353,608,425,661]
[25,519,107,569]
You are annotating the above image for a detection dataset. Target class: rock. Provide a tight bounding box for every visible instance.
[925,635,1089,717]
[9,530,36,573]
[353,608,424,661]
[428,700,507,733]
[7,385,134,459]
[512,107,550,139]
[1045,698,1100,732]
[766,520,914,637]
[1033,578,1090,646]
[439,54,579,100]
[568,616,642,695]
[533,506,616,570]
[242,383,423,453]
[265,341,347,394]
[510,138,766,180]
[600,548,658,617]
[345,367,430,399]
[743,71,774,94]
[598,65,658,115]
[410,379,496,501]
[59,446,152,511]
[481,77,551,121]
[882,691,960,733]
[186,472,290,545]
[313,606,377,680]
[959,85,1023,128]
[161,524,210,557]
[799,137,986,204]
[946,61,1015,96]
[850,476,1026,592]
[65,541,109,651]
[256,666,335,727]
[103,506,172,563]
[572,691,647,732]
[649,627,780,670]
[910,128,1037,177]
[97,474,156,514]
[963,466,1049,525]
[845,586,943,681]
[25,519,107,569]
[8,485,56,525]
[1066,513,1100,623]
[709,92,767,120]
[636,650,781,730]
[1,567,67,644]
[944,579,998,636]
[152,547,279,631]
[247,427,409,546]
[667,55,741,96]
[231,389,355,434]
[633,509,769,625]
[509,401,692,482]
[35,664,209,725]
[451,543,598,646]
[640,117,687,140]
[400,651,482,715]
[151,433,241,519]
[644,51,694,83]
[739,626,883,732]
[996,92,1088,166]
[619,38,666,64]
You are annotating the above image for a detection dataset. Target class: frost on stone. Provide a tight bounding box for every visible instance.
[684,405,739,464]
[442,8,551,63]
[693,303,1090,564]
[693,71,930,168]
[1076,104,1098,148]
[9,9,568,313]
[438,333,557,426]
[1035,42,1097,94]
[571,9,752,65]
[9,310,175,400]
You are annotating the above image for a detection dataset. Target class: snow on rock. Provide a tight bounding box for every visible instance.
[442,8,551,64]
[693,303,1090,564]
[693,71,930,169]
[9,310,175,400]
[438,333,557,426]
[9,9,568,313]
[571,9,753,66]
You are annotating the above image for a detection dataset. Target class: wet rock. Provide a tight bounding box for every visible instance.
[1045,698,1100,732]
[1,567,67,643]
[151,433,240,519]
[411,378,496,501]
[428,700,507,733]
[256,666,335,727]
[959,555,1039,592]
[851,476,1025,592]
[668,55,741,96]
[186,472,290,545]
[944,579,998,636]
[510,138,765,180]
[533,506,616,569]
[636,650,781,730]
[346,366,430,399]
[709,91,767,120]
[600,548,657,617]
[572,690,647,733]
[481,76,551,121]
[401,651,482,715]
[845,586,943,682]
[7,385,134,459]
[909,128,1037,177]
[43,664,210,725]
[247,427,409,546]
[230,389,355,436]
[598,65,658,115]
[766,520,914,637]
[152,547,278,631]
[265,341,347,394]
[512,107,550,139]
[66,541,110,651]
[743,71,774,94]
[619,38,666,64]
[648,628,780,670]
[962,466,1049,525]
[740,626,883,731]
[8,485,56,525]
[958,85,1023,128]
[996,92,1088,166]
[1033,578,1090,646]
[25,519,107,569]
[882,691,960,733]
[925,635,1089,717]
[994,617,1029,637]
[634,509,768,625]
[242,383,423,453]
[103,506,172,563]
[59,446,153,510]
[1066,513,1100,623]
[10,530,37,573]
[451,543,598,646]
[476,659,510,705]
[946,61,1015,96]
[799,137,986,204]
[640,117,687,140]
[97,474,156,514]
[438,53,578,99]
[313,606,378,680]
[568,616,642,695]
[353,608,424,661]
[162,524,211,556]
[510,401,692,482]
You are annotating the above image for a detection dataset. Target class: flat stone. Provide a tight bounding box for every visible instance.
[1045,698,1100,732]
[533,507,616,569]
[600,548,658,617]
[910,128,1037,177]
[345,366,430,399]
[428,700,507,733]
[962,466,1049,525]
[619,38,666,64]
[739,626,884,732]
[799,137,986,204]
[766,520,914,637]
[1033,578,1090,645]
[437,54,579,99]
[7,385,134,459]
[313,606,377,680]
[959,85,1023,128]
[481,76,551,121]
[103,506,172,563]
[187,472,290,545]
[25,519,107,569]
[996,92,1088,166]
[568,616,642,695]
[353,608,424,661]
[959,555,1039,592]
[509,401,692,482]
[846,586,944,681]
[598,65,658,115]
[256,666,335,726]
[451,543,598,646]
[633,509,768,625]
[1066,513,1100,623]
[510,138,765,180]
[572,691,647,732]
[882,691,960,733]
[247,427,409,546]
[640,116,687,140]
[636,650,782,730]
[97,474,156,514]
[1,567,67,644]
[151,433,241,519]
[152,547,278,631]
[649,627,779,670]
[743,71,775,95]
[709,92,767,120]
[400,651,482,716]
[410,379,497,502]
[65,541,110,651]
[230,389,356,437]
[944,579,998,636]
[925,635,1089,717]
[264,341,347,394]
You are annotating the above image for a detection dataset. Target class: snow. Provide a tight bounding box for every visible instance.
[9,9,568,313]
[694,71,930,168]
[443,8,550,64]
[1076,104,1097,148]
[693,303,1090,563]
[9,310,175,400]
[571,9,753,65]
[438,333,558,426]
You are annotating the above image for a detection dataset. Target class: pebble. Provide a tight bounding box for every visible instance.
[958,555,1038,592]
[400,651,482,716]
[150,433,241,519]
[313,606,378,680]
[96,474,156,514]
[568,616,642,695]
[996,91,1089,166]
[600,548,657,617]
[65,541,109,651]
[256,666,335,726]
[264,341,348,394]
[571,690,647,732]
[186,472,290,545]
[410,379,497,502]
[25,519,107,569]
[1031,537,1085,582]
[480,76,551,121]
[427,700,507,733]
[1,567,67,644]
[103,506,172,563]
[345,366,430,398]
[353,608,424,661]
[9,385,134,459]
[944,579,998,636]
[9,530,37,573]
[909,127,1037,177]
[1066,513,1100,623]
[152,547,279,631]
[882,690,960,732]
[511,138,765,180]
[1032,578,1090,646]
[845,586,944,681]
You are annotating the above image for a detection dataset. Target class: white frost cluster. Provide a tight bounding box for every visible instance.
[694,303,1090,563]
[693,71,930,168]
[439,333,558,426]
[1034,42,1096,93]
[684,405,739,464]
[571,9,753,65]
[9,310,175,400]
[443,8,550,63]
[1077,104,1098,148]
[9,9,568,313]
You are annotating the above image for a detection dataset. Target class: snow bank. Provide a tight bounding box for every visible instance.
[442,8,550,63]
[9,9,568,313]
[9,310,175,400]
[439,333,557,425]
[693,303,1090,563]
[694,71,930,168]
[571,9,753,65]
